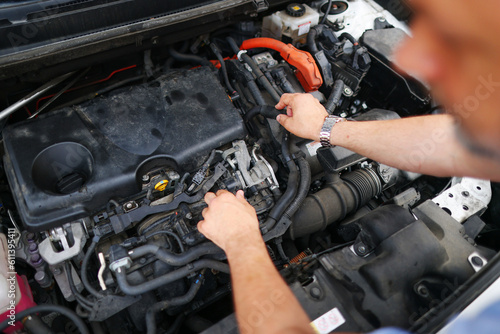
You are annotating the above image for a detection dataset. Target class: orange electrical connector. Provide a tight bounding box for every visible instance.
[240,37,323,92]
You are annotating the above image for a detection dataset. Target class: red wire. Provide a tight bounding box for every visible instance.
[35,65,137,110]
[24,106,32,116]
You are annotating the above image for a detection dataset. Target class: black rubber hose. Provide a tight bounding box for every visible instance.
[264,71,284,96]
[230,60,266,106]
[65,262,95,310]
[340,32,359,48]
[307,25,322,54]
[115,259,229,295]
[226,36,243,57]
[247,80,267,106]
[22,315,54,334]
[320,0,333,24]
[128,242,223,266]
[144,231,185,253]
[146,275,203,334]
[276,240,289,262]
[241,53,281,103]
[262,132,299,233]
[272,67,296,94]
[283,157,311,220]
[264,157,310,238]
[242,106,262,122]
[209,42,237,95]
[243,105,284,123]
[0,305,90,334]
[81,236,105,299]
[168,47,212,67]
[325,79,345,114]
[226,37,281,103]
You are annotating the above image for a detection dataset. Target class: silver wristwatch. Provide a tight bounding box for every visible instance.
[319,115,346,148]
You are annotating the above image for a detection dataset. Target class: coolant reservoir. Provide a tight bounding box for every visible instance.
[262,3,320,42]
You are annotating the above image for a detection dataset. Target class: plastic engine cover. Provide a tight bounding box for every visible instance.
[3,67,246,231]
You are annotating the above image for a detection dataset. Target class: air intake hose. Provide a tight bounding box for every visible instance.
[288,168,382,239]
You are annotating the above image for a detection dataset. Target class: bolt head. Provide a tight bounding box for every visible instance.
[417,284,429,297]
[343,87,353,96]
[310,287,322,298]
[357,245,367,255]
[471,256,484,267]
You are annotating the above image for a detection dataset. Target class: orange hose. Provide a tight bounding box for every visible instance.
[240,38,323,92]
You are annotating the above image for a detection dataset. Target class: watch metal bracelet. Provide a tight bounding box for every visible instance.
[319,115,346,148]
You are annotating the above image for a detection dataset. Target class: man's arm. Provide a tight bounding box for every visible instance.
[275,93,500,181]
[198,190,315,334]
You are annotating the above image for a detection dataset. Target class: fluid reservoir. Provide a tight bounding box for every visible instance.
[0,233,36,332]
[262,3,320,42]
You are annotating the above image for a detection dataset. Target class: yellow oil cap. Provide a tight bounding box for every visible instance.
[154,180,169,191]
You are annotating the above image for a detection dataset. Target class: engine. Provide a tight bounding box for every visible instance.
[0,1,498,333]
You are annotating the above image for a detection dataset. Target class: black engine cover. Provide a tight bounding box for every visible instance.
[3,67,246,231]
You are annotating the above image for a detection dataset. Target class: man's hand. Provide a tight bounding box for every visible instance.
[198,190,263,253]
[199,190,316,334]
[275,93,328,141]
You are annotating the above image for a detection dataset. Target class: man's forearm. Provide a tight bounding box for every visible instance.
[225,236,314,334]
[331,114,500,181]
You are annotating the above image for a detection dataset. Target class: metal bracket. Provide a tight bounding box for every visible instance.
[432,178,492,223]
[51,263,83,301]
[468,252,488,272]
[253,0,268,12]
[227,140,274,189]
[109,163,228,233]
[39,222,87,265]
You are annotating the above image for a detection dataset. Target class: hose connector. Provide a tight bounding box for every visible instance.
[108,245,132,273]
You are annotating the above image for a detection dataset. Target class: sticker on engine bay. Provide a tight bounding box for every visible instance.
[305,141,322,157]
[298,21,311,36]
[310,307,346,334]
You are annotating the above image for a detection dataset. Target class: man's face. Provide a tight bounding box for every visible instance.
[395,0,500,159]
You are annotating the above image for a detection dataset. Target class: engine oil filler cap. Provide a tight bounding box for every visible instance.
[154,180,169,191]
[286,3,306,17]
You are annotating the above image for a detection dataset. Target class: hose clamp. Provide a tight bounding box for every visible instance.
[237,50,248,61]
[110,257,132,273]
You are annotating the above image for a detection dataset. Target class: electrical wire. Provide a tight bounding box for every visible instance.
[293,241,355,265]
[0,71,75,122]
[81,236,105,299]
[29,67,91,118]
[320,0,333,24]
[65,262,96,310]
[436,178,453,196]
[35,65,137,110]
[316,241,355,257]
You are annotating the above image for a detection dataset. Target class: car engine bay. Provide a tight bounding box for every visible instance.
[0,0,499,333]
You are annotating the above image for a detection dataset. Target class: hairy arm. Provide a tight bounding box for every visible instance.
[276,93,500,181]
[198,190,314,334]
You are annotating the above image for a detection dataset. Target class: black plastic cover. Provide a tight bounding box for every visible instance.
[360,28,431,116]
[3,67,246,231]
